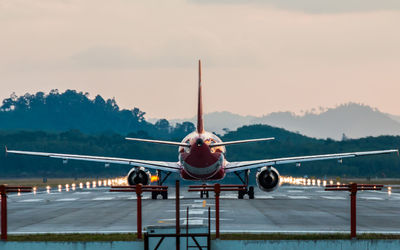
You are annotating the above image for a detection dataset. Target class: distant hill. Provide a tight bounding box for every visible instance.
[168,103,400,140]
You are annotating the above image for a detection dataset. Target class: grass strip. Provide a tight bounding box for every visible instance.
[7,233,400,242]
[8,233,138,242]
[218,233,400,240]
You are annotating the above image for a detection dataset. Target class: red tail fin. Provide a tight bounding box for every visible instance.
[197,60,204,134]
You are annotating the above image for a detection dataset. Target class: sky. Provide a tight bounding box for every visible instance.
[1,0,399,119]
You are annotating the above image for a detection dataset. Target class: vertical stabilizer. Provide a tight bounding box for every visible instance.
[197,60,204,134]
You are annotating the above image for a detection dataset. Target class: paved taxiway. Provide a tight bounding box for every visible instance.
[5,184,400,234]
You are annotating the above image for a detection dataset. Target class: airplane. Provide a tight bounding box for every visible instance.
[6,60,399,199]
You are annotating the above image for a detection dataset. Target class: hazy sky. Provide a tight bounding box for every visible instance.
[1,0,399,119]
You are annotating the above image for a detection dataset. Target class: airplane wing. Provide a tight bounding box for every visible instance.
[225,149,399,173]
[6,148,180,173]
[125,137,190,147]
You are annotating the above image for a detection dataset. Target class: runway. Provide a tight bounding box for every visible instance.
[5,184,400,234]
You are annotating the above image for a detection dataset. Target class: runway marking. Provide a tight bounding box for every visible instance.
[321,196,346,200]
[183,219,204,225]
[287,196,310,199]
[194,200,204,203]
[18,199,43,202]
[181,203,214,207]
[257,195,274,199]
[190,204,209,208]
[168,196,185,199]
[116,195,135,199]
[188,209,206,215]
[56,198,78,202]
[287,190,304,193]
[160,217,233,222]
[127,196,150,200]
[74,192,91,195]
[203,200,206,207]
[92,197,114,201]
[360,197,384,201]
[220,194,238,199]
[271,194,287,198]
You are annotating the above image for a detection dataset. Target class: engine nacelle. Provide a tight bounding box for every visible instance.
[256,166,280,192]
[127,167,151,185]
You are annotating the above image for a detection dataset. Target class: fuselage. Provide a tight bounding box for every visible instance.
[178,131,227,180]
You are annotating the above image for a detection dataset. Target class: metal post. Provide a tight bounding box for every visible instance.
[176,180,180,250]
[136,184,142,239]
[208,206,211,248]
[186,206,189,249]
[214,183,220,239]
[1,186,7,241]
[350,183,357,239]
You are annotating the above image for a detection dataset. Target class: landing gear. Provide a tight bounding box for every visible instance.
[200,188,209,199]
[151,170,170,200]
[234,170,255,199]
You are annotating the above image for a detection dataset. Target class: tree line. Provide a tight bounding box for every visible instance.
[0,90,399,181]
[0,126,399,180]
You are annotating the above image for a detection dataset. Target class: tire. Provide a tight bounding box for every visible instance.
[206,192,209,199]
[200,192,203,199]
[248,186,255,199]
[152,191,157,200]
[162,191,168,200]
[238,190,244,199]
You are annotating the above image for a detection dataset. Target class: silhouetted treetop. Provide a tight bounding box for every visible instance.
[0,90,192,137]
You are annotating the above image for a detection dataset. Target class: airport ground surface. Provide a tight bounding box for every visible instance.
[5,184,400,234]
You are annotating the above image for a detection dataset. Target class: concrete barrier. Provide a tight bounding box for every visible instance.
[213,240,400,250]
[0,241,143,250]
[1,239,400,249]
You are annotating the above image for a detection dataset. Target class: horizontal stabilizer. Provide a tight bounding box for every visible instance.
[125,137,190,147]
[210,137,275,147]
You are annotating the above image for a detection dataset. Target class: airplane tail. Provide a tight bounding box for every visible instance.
[197,60,204,134]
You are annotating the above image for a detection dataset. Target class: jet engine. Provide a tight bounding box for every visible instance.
[127,167,151,185]
[256,166,280,192]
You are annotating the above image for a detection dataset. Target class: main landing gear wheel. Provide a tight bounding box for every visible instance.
[151,190,168,200]
[235,170,255,199]
[151,170,170,200]
[200,190,209,199]
[238,186,254,199]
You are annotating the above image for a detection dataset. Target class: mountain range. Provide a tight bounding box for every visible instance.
[165,103,400,140]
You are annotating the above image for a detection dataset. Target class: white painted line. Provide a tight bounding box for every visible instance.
[271,194,287,198]
[116,195,134,199]
[127,196,150,200]
[194,200,205,203]
[287,196,310,199]
[287,190,304,193]
[92,197,114,201]
[183,219,204,225]
[18,199,43,202]
[190,204,209,208]
[56,198,78,202]
[257,195,274,199]
[360,197,384,201]
[168,196,184,199]
[74,192,91,195]
[181,204,215,207]
[321,196,346,200]
[189,210,205,215]
[160,217,233,221]
[220,194,239,199]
